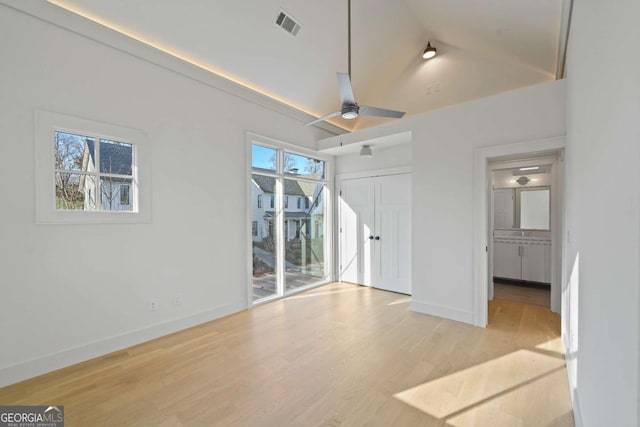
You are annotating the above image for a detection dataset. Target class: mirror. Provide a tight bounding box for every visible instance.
[518,188,550,230]
[493,186,550,230]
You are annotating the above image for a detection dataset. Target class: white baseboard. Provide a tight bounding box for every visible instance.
[0,301,245,388]
[571,389,583,427]
[564,349,583,427]
[410,299,474,325]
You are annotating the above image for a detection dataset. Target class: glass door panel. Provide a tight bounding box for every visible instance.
[251,142,328,303]
[284,179,326,292]
[251,173,278,300]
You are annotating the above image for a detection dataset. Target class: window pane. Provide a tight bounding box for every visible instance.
[284,180,325,291]
[55,131,93,172]
[100,177,133,211]
[251,144,277,171]
[284,152,325,180]
[100,139,133,176]
[55,172,97,211]
[251,173,277,300]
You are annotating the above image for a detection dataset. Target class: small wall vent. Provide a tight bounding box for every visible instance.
[275,10,301,36]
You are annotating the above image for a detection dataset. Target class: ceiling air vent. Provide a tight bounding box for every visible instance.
[275,10,301,37]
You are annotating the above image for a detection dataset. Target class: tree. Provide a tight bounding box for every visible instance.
[269,152,296,172]
[54,133,86,209]
[303,158,323,175]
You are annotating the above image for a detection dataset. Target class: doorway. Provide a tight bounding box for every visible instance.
[488,153,561,314]
[337,170,411,295]
[472,136,565,327]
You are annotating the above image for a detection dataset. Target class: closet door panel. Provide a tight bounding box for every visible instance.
[339,179,374,286]
[372,174,411,295]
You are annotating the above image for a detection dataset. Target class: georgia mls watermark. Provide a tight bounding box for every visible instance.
[0,406,64,427]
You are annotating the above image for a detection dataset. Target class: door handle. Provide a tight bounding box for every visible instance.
[374,236,380,240]
[369,235,374,240]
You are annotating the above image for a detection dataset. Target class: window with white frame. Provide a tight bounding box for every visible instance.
[35,110,150,224]
[249,135,330,303]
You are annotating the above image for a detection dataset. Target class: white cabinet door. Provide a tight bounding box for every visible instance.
[493,189,515,229]
[521,242,551,283]
[339,174,411,295]
[493,240,521,280]
[371,174,411,295]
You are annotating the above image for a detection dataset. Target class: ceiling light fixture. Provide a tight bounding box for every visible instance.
[360,145,373,156]
[519,166,539,171]
[422,42,437,60]
[341,104,359,120]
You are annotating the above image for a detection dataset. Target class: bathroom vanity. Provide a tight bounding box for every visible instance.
[493,186,552,285]
[493,230,551,284]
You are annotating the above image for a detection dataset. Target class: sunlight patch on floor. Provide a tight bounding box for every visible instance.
[393,347,570,425]
[283,285,367,300]
[387,297,411,306]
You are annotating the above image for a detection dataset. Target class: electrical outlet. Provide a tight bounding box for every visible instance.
[150,298,159,311]
[173,294,183,306]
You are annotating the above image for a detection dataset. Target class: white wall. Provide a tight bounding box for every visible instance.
[0,4,333,386]
[564,0,640,425]
[411,81,565,322]
[322,80,566,323]
[335,143,412,175]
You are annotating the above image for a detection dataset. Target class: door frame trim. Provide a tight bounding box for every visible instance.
[473,136,565,327]
[335,166,412,182]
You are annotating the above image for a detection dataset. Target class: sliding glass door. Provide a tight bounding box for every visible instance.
[250,140,329,302]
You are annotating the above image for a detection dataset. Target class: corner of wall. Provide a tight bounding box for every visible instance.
[410,299,474,325]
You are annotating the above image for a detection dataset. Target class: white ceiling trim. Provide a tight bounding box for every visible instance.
[0,0,347,136]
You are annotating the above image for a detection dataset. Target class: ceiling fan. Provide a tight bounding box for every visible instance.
[305,0,405,126]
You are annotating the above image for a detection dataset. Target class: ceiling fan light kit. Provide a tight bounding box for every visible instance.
[422,41,437,59]
[341,104,359,119]
[304,0,406,126]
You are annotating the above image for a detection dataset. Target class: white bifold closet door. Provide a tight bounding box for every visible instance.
[339,173,411,295]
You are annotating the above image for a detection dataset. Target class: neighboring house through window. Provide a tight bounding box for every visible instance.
[257,194,262,208]
[35,110,150,224]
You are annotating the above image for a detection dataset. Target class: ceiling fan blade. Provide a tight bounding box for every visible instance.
[337,73,356,105]
[305,111,342,126]
[359,105,406,119]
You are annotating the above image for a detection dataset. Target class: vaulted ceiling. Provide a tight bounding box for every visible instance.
[48,0,566,131]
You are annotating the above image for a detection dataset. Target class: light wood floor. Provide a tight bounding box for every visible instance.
[494,282,551,308]
[0,283,573,426]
